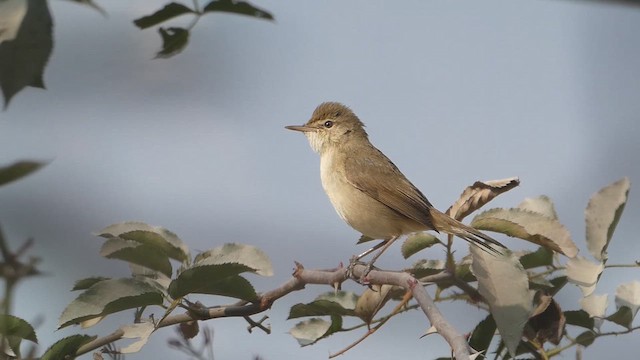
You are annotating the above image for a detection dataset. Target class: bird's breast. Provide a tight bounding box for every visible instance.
[319,151,425,239]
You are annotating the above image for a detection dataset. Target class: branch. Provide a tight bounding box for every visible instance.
[76,263,472,359]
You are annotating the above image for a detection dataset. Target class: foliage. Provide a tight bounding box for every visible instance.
[1,159,639,359]
[0,0,273,109]
[132,0,274,59]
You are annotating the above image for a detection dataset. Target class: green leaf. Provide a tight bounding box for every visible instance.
[549,276,568,295]
[169,263,253,299]
[134,2,195,29]
[0,161,46,187]
[183,274,257,301]
[156,27,190,58]
[585,177,630,261]
[288,291,358,319]
[575,330,596,347]
[471,248,531,357]
[564,310,594,329]
[203,0,274,20]
[96,222,189,263]
[472,208,578,257]
[468,314,496,354]
[454,260,476,282]
[59,278,164,328]
[519,246,553,269]
[100,238,172,277]
[401,232,440,259]
[606,306,633,329]
[66,0,107,17]
[0,314,38,344]
[72,277,110,291]
[41,334,96,360]
[356,234,375,244]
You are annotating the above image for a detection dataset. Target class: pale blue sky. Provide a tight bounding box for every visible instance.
[1,1,639,359]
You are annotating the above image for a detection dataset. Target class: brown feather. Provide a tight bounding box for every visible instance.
[343,145,436,231]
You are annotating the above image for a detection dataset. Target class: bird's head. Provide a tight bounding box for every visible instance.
[285,102,368,154]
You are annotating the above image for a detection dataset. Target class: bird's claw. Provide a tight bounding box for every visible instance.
[359,263,373,285]
[347,258,375,285]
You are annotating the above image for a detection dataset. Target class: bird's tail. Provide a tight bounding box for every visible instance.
[429,208,506,255]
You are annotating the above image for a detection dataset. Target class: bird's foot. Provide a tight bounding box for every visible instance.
[346,255,362,279]
[347,256,377,285]
[359,263,373,285]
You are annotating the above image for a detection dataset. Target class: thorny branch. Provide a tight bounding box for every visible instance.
[75,263,473,359]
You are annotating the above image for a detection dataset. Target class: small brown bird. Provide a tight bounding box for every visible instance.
[286,102,505,265]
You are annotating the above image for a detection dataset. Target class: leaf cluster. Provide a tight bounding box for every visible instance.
[132,0,274,58]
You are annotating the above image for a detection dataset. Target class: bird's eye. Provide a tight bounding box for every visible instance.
[324,120,334,128]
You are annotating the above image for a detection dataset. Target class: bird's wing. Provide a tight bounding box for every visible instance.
[342,147,436,230]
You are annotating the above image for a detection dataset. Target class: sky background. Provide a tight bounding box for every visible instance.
[1,0,640,359]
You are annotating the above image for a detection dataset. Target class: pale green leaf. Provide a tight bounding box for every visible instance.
[471,247,532,357]
[289,291,358,319]
[72,277,110,291]
[194,243,273,276]
[580,294,608,318]
[316,291,358,310]
[409,259,445,279]
[120,321,155,353]
[585,177,630,261]
[59,278,164,328]
[472,208,578,257]
[566,256,604,296]
[96,222,189,262]
[518,195,558,220]
[289,318,331,346]
[401,232,440,259]
[615,281,640,322]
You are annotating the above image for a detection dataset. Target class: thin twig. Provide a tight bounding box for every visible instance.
[330,290,413,358]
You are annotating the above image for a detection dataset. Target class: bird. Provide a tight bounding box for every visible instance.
[285,102,505,268]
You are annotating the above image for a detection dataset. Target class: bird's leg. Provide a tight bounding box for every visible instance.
[346,239,388,280]
[360,236,399,283]
[355,239,389,260]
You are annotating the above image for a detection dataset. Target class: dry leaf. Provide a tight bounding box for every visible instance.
[446,177,520,221]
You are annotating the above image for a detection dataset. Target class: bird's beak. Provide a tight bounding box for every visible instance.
[285,125,317,133]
